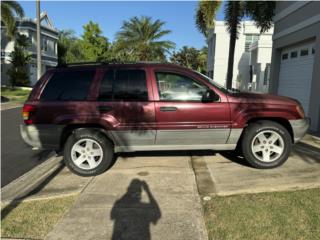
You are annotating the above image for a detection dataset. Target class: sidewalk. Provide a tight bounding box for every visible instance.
[46,155,208,240]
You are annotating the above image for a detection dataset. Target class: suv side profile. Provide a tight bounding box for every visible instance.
[21,62,310,176]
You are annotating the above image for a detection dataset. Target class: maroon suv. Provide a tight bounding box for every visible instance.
[21,62,310,176]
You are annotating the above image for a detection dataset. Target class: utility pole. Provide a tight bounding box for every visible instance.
[36,0,41,79]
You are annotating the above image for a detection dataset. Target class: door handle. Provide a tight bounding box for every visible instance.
[97,106,113,113]
[160,106,177,112]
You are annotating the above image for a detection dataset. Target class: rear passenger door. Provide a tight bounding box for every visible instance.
[96,68,156,149]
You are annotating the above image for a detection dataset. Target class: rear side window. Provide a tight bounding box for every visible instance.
[40,70,95,101]
[98,69,148,101]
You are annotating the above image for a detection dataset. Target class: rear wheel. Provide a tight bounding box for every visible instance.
[241,121,292,168]
[64,129,114,176]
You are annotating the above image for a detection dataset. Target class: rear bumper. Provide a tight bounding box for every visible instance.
[20,124,64,149]
[289,118,310,143]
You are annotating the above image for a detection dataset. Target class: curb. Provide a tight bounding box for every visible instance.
[0,102,23,111]
[1,154,64,203]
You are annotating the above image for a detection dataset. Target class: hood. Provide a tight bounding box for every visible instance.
[228,92,299,105]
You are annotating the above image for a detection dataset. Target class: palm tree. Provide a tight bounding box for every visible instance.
[195,0,222,38]
[1,1,25,40]
[195,1,275,89]
[224,1,244,89]
[115,16,175,62]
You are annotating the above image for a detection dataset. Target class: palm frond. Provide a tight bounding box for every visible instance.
[195,0,222,37]
[2,1,24,18]
[115,16,174,61]
[245,1,275,33]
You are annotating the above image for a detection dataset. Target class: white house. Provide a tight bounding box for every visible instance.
[248,34,273,93]
[1,12,59,86]
[207,21,273,90]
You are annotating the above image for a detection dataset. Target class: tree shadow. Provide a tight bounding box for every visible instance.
[110,179,161,240]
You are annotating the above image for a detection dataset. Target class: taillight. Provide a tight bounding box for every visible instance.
[22,104,36,124]
[296,105,305,119]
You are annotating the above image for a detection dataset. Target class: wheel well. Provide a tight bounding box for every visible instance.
[59,124,113,150]
[245,117,294,143]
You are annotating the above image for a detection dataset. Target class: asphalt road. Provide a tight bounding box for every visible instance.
[1,107,53,187]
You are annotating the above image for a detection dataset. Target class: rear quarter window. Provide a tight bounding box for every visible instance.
[40,70,95,101]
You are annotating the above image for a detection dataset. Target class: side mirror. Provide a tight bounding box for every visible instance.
[202,89,219,103]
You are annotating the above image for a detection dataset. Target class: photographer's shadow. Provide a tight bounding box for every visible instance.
[111,179,161,240]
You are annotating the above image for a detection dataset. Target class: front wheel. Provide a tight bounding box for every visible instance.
[63,129,114,176]
[241,121,292,169]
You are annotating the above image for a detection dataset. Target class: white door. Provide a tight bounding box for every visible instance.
[278,42,315,116]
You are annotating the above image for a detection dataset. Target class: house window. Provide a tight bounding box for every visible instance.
[312,48,315,55]
[41,37,48,51]
[282,53,288,60]
[245,34,259,52]
[290,51,298,58]
[300,49,309,57]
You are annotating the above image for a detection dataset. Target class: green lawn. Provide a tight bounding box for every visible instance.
[1,195,77,239]
[204,188,320,240]
[1,87,31,103]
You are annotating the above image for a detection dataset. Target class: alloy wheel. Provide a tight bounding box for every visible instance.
[71,139,103,170]
[251,130,285,163]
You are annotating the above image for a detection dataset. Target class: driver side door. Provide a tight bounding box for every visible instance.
[153,71,230,147]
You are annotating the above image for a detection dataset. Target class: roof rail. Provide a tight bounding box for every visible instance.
[56,61,109,67]
[56,61,179,68]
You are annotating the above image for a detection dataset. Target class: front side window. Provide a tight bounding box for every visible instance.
[40,70,95,101]
[98,69,148,101]
[155,72,207,101]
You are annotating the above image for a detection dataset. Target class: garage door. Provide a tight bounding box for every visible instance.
[278,42,315,116]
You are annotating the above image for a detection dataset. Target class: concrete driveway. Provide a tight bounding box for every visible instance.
[40,141,319,239]
[46,154,208,240]
[203,142,320,196]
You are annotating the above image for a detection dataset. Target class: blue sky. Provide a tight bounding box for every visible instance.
[19,1,226,50]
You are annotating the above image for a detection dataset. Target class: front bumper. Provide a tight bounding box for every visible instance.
[20,124,63,149]
[289,118,310,143]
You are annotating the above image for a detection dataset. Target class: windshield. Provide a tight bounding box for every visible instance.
[193,71,231,94]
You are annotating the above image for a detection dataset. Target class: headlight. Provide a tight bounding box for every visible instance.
[296,105,305,118]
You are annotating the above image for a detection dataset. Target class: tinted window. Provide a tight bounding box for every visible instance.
[155,72,207,101]
[113,70,148,101]
[40,70,94,101]
[98,70,113,101]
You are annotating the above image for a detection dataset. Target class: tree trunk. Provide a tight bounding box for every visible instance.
[226,1,239,90]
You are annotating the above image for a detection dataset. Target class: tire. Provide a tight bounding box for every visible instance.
[63,129,114,176]
[241,120,292,169]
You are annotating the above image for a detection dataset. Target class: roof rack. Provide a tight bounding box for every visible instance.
[56,61,182,68]
[56,61,109,67]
